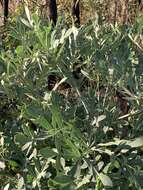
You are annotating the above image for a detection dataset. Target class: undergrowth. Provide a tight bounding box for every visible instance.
[0,7,143,190]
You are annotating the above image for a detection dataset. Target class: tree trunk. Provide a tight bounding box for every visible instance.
[123,0,129,24]
[138,0,141,5]
[3,0,9,23]
[46,0,57,26]
[72,0,80,26]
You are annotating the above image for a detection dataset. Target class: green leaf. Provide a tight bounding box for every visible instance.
[113,160,120,169]
[77,174,91,189]
[51,104,63,128]
[24,5,33,27]
[50,175,73,188]
[35,116,52,130]
[39,147,57,158]
[127,137,143,148]
[68,162,81,178]
[99,173,113,187]
[22,104,44,119]
[20,18,32,28]
[15,46,23,56]
[14,133,31,145]
[63,139,81,160]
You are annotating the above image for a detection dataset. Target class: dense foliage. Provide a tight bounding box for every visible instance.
[0,6,143,190]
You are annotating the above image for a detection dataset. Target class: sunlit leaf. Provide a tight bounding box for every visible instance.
[4,184,10,190]
[99,173,113,187]
[127,137,143,148]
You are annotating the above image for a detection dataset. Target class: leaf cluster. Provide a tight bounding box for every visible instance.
[0,7,143,190]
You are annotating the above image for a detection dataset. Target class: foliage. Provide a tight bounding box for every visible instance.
[0,6,143,190]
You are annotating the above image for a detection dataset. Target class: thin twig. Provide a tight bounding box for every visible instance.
[128,34,143,52]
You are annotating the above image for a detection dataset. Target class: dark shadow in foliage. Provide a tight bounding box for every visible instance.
[46,0,57,26]
[3,0,9,23]
[72,0,80,26]
[138,0,142,5]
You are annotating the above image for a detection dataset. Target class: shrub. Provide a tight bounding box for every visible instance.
[0,7,143,190]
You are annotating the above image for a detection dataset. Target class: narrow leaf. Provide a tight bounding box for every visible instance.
[99,173,113,187]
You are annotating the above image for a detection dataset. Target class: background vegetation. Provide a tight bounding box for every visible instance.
[0,0,143,25]
[0,1,143,190]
